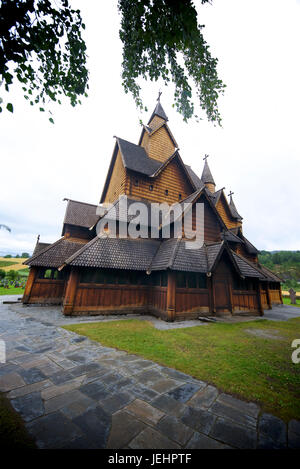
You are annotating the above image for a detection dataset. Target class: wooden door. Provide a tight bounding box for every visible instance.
[214,275,231,311]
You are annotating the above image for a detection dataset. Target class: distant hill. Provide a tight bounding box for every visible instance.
[259,250,300,290]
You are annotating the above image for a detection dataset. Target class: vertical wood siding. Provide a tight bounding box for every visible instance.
[29,279,65,304]
[104,150,127,203]
[129,159,192,205]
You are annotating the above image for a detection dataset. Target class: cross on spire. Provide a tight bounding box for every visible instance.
[228,191,234,198]
[203,154,209,161]
[157,90,162,102]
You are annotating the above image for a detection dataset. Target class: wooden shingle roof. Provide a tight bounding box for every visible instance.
[63,199,99,229]
[25,237,87,268]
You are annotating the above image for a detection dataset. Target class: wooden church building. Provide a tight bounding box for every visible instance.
[23,99,282,320]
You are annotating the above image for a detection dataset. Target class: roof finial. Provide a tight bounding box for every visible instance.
[203,154,209,161]
[37,234,40,242]
[157,90,162,102]
[228,191,234,198]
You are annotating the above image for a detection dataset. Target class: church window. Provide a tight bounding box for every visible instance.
[165,189,168,196]
[149,184,153,191]
[179,193,182,200]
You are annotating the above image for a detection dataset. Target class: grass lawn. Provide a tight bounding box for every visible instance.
[0,393,36,448]
[64,317,300,421]
[0,287,24,296]
[283,297,300,307]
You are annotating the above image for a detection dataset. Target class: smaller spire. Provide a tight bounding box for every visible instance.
[228,192,243,221]
[147,95,168,125]
[201,155,215,191]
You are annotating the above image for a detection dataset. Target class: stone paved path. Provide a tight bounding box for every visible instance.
[0,297,299,449]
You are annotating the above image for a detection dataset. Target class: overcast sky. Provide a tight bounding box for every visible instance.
[1,0,300,255]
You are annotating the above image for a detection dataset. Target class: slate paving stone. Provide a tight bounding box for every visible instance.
[288,432,300,449]
[79,379,111,401]
[26,411,83,449]
[100,391,134,414]
[0,363,21,377]
[167,383,201,403]
[151,394,186,417]
[0,372,25,392]
[147,378,182,394]
[156,415,194,446]
[135,368,164,385]
[19,367,47,385]
[217,393,260,418]
[48,370,75,385]
[44,390,86,414]
[186,432,232,449]
[11,391,44,422]
[101,371,125,386]
[210,400,257,428]
[129,427,180,449]
[129,384,160,402]
[107,410,146,449]
[125,399,165,425]
[181,405,216,435]
[41,377,85,400]
[160,367,207,386]
[288,420,300,449]
[107,376,137,393]
[60,436,99,449]
[61,395,97,420]
[8,379,52,399]
[258,413,287,448]
[70,362,106,379]
[210,417,257,449]
[188,384,219,409]
[73,406,111,449]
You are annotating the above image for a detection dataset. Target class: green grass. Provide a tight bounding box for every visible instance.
[64,318,300,421]
[0,287,25,296]
[0,261,15,267]
[0,393,36,448]
[283,297,300,307]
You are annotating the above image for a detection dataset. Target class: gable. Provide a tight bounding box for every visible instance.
[140,124,176,163]
[103,148,127,203]
[129,156,194,204]
[216,193,241,229]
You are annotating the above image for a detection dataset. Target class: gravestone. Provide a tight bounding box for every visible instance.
[289,288,296,305]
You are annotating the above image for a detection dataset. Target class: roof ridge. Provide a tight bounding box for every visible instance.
[24,237,65,265]
[167,238,182,269]
[232,250,267,278]
[63,235,100,267]
[63,198,97,208]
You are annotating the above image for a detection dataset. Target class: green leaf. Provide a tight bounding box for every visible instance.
[6,103,13,113]
[49,118,54,124]
[39,107,45,112]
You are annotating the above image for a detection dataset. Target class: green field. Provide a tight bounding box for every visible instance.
[283,297,300,307]
[0,287,25,296]
[0,261,15,268]
[64,317,300,421]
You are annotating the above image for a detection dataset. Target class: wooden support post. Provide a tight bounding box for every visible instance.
[207,276,214,315]
[266,282,272,310]
[22,267,37,304]
[166,271,176,322]
[279,284,283,304]
[228,279,234,315]
[63,268,79,315]
[257,281,264,316]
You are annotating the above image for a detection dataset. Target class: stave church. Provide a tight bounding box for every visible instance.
[23,98,282,321]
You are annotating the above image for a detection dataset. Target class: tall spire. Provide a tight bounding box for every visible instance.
[228,191,243,221]
[201,155,215,193]
[147,92,168,125]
